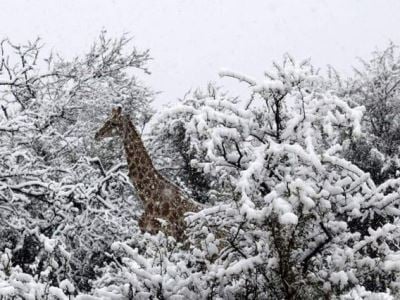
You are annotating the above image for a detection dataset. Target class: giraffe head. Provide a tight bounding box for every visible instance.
[95,107,126,140]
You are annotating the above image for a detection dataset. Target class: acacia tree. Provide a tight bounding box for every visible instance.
[91,56,399,299]
[0,33,154,296]
[333,44,400,184]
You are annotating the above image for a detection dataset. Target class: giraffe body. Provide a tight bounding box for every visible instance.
[95,107,199,240]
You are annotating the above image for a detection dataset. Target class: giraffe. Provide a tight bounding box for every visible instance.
[95,107,200,241]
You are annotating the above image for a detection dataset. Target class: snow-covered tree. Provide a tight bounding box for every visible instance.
[0,33,154,294]
[134,55,399,299]
[335,44,400,184]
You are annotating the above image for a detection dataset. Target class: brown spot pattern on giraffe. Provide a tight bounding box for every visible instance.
[162,201,170,214]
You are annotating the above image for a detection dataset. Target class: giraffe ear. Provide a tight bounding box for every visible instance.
[112,106,122,116]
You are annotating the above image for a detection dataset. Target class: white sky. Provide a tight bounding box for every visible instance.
[1,0,400,105]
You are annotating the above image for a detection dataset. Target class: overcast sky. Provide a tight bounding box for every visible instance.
[1,0,400,105]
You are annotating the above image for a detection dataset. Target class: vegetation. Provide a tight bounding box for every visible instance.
[0,35,399,299]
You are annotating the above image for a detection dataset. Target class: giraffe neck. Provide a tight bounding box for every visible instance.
[121,117,160,205]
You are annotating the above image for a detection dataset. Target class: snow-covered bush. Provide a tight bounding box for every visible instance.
[335,44,400,184]
[0,33,154,292]
[138,56,398,298]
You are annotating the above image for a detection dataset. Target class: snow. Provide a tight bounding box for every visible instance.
[14,273,33,283]
[76,296,103,300]
[60,279,75,293]
[330,271,349,290]
[253,79,286,93]
[41,236,57,253]
[225,256,262,276]
[49,287,68,300]
[383,253,400,271]
[273,197,292,214]
[279,212,298,225]
[342,286,394,300]
[218,69,257,86]
[207,243,219,256]
[0,283,15,297]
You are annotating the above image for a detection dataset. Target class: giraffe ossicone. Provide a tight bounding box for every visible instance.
[95,106,200,241]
